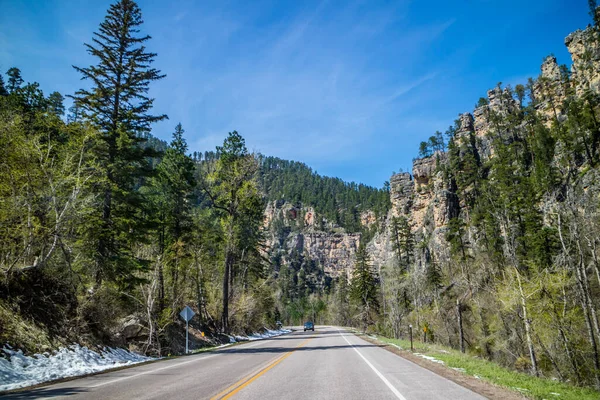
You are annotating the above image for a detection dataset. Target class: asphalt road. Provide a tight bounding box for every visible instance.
[3,326,485,400]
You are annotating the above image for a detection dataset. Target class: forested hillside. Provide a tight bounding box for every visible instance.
[190,152,391,233]
[0,0,271,356]
[257,156,390,233]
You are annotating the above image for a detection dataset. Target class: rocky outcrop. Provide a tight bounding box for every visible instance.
[390,172,413,216]
[360,210,377,228]
[566,27,600,95]
[264,200,325,232]
[532,56,569,121]
[265,23,600,281]
[264,200,362,278]
[299,232,360,277]
[366,23,600,276]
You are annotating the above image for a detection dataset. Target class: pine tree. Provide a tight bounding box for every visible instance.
[350,243,379,331]
[47,91,65,117]
[0,74,8,96]
[590,0,599,26]
[515,84,526,107]
[147,123,196,313]
[391,216,414,271]
[70,0,167,288]
[204,131,263,333]
[6,67,23,93]
[67,103,82,123]
[418,141,431,158]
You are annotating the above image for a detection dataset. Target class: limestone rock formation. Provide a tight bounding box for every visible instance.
[566,27,600,95]
[389,172,413,216]
[264,200,361,278]
[299,232,361,277]
[265,23,600,282]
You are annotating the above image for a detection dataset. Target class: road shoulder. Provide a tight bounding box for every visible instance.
[0,329,293,396]
[355,332,525,400]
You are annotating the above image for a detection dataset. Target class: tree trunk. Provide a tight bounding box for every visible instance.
[556,309,581,384]
[588,237,600,289]
[515,267,538,377]
[457,299,465,353]
[222,249,233,333]
[196,260,205,324]
[536,332,563,381]
[158,215,165,313]
[576,239,600,346]
[157,253,165,314]
[478,305,492,359]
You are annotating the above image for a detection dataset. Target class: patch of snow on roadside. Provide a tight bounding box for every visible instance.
[452,367,466,373]
[232,328,291,343]
[414,353,445,365]
[0,345,154,392]
[391,344,403,350]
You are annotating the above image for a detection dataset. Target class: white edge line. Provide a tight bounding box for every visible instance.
[339,328,407,400]
[91,339,269,388]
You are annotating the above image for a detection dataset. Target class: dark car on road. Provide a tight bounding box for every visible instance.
[304,321,314,331]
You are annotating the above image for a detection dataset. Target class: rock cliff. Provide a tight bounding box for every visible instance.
[265,25,600,281]
[368,24,600,274]
[264,200,363,278]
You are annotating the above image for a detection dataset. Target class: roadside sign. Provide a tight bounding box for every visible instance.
[180,306,195,322]
[179,306,196,354]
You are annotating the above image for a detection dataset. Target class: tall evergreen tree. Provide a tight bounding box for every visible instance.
[350,243,379,331]
[47,91,65,117]
[6,67,23,93]
[0,74,8,96]
[391,216,414,271]
[148,123,196,312]
[70,0,166,288]
[204,131,263,333]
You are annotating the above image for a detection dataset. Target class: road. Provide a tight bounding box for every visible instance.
[3,326,485,400]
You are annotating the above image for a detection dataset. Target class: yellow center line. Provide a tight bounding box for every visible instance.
[210,337,313,400]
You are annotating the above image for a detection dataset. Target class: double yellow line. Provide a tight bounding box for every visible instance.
[210,337,312,400]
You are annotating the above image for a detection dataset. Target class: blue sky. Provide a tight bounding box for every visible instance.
[0,0,591,187]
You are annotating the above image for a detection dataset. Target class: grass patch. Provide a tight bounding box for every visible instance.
[0,300,56,353]
[372,335,598,400]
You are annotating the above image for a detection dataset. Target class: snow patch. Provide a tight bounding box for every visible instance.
[414,353,445,365]
[229,328,291,343]
[0,345,154,392]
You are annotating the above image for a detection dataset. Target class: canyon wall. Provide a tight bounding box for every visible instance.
[266,24,600,279]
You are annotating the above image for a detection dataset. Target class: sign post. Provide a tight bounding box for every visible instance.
[179,306,196,354]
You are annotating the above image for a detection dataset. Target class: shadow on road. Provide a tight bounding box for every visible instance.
[214,343,382,355]
[264,331,344,340]
[1,387,88,399]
